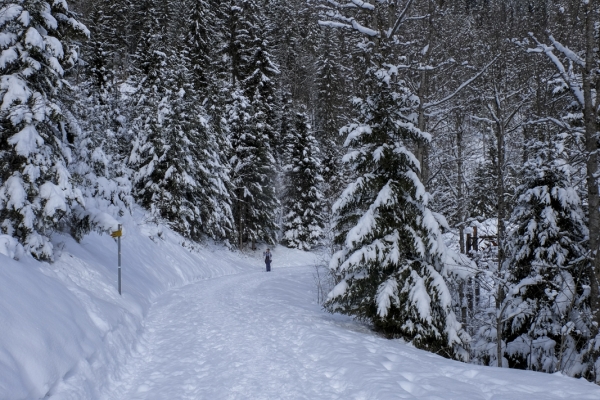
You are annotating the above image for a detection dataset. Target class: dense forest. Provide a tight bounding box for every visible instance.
[1,0,600,383]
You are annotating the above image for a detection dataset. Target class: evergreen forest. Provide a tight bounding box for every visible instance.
[2,0,600,383]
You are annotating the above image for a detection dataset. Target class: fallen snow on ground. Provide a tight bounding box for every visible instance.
[2,210,600,399]
[0,207,315,400]
[99,265,600,400]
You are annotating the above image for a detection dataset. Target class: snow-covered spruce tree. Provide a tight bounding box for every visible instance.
[67,0,134,241]
[282,109,324,250]
[130,44,233,241]
[241,1,281,158]
[326,65,468,359]
[219,0,280,248]
[315,30,347,205]
[0,0,88,259]
[500,137,595,376]
[184,0,215,92]
[228,85,278,248]
[469,145,499,221]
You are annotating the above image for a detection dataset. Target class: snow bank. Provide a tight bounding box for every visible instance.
[0,207,312,399]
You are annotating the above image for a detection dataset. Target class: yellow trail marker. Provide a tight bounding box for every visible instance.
[111,229,122,238]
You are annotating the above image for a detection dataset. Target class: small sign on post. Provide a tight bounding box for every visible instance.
[111,224,123,295]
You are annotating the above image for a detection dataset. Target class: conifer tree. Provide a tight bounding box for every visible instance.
[185,0,215,92]
[68,0,134,241]
[469,146,499,221]
[315,30,347,205]
[130,43,234,240]
[326,65,467,359]
[0,0,89,259]
[282,110,325,250]
[220,0,280,248]
[501,137,595,376]
[241,0,280,157]
[228,85,278,248]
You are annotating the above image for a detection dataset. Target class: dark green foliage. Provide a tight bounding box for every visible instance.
[0,0,89,259]
[282,110,325,250]
[502,138,594,375]
[326,66,467,360]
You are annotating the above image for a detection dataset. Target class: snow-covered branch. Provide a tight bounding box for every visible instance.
[548,35,585,68]
[387,0,415,38]
[423,57,498,110]
[318,18,378,36]
[351,0,375,10]
[528,34,584,107]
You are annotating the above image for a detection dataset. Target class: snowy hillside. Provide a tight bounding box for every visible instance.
[1,210,599,399]
[0,207,308,399]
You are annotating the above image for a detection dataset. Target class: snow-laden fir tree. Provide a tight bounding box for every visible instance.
[469,145,499,221]
[130,45,233,241]
[184,0,215,92]
[67,0,134,241]
[228,85,278,248]
[218,0,280,248]
[315,30,347,204]
[498,136,595,377]
[0,0,89,259]
[282,109,324,250]
[326,65,468,359]
[241,0,281,158]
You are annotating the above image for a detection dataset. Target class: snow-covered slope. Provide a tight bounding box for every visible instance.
[0,208,313,399]
[1,209,600,399]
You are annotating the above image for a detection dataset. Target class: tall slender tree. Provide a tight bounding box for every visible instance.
[282,110,324,250]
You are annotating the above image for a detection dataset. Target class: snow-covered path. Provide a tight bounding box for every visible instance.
[104,266,600,400]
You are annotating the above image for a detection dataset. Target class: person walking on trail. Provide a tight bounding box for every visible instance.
[263,248,272,272]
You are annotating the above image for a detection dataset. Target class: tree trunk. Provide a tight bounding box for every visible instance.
[582,0,600,329]
[457,117,465,254]
[493,86,507,368]
[416,70,429,185]
[496,286,505,367]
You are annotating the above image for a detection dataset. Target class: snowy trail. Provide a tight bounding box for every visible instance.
[104,266,600,400]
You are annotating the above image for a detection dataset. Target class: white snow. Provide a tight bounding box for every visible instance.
[0,4,23,27]
[24,27,45,50]
[1,210,600,399]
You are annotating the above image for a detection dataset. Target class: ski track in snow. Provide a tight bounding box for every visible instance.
[103,266,600,400]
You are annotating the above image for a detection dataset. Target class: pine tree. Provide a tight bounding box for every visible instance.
[0,0,89,259]
[469,146,499,221]
[185,0,215,92]
[315,30,347,206]
[68,0,134,241]
[501,137,595,376]
[220,0,280,248]
[282,110,324,250]
[326,65,467,359]
[228,85,278,248]
[241,0,280,156]
[130,40,234,241]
